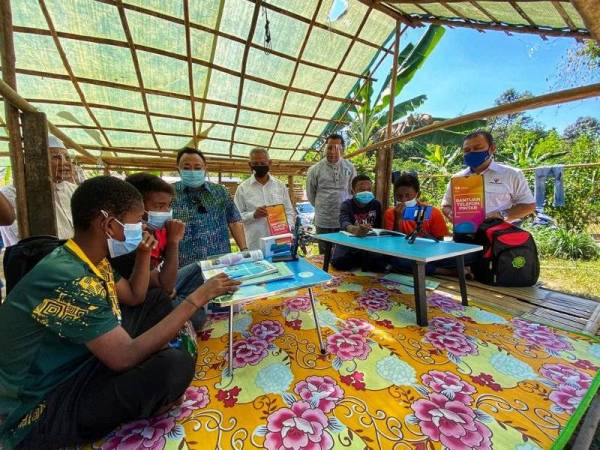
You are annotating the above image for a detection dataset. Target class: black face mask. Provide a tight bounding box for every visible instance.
[252,165,269,178]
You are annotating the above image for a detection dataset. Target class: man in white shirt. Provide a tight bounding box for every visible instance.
[0,135,78,246]
[306,134,356,253]
[234,148,295,251]
[442,131,535,223]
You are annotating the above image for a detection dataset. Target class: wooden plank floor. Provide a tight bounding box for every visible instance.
[431,276,600,336]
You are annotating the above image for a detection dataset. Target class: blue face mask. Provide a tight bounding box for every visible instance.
[354,191,374,204]
[146,210,172,230]
[102,210,143,258]
[464,150,491,171]
[180,169,206,188]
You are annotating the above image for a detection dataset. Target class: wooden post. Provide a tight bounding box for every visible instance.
[103,164,110,176]
[288,175,296,208]
[21,111,58,237]
[0,0,29,237]
[375,21,401,211]
[218,172,222,184]
[570,0,600,42]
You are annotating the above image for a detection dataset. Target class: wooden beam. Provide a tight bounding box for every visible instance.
[347,82,600,158]
[381,2,589,38]
[228,0,261,157]
[375,21,401,211]
[11,26,360,106]
[383,0,568,3]
[288,175,296,208]
[0,78,95,158]
[92,0,378,78]
[266,0,324,153]
[183,0,197,144]
[290,7,374,160]
[0,0,29,237]
[25,98,321,139]
[114,0,162,151]
[246,0,395,55]
[570,0,600,41]
[21,111,58,237]
[38,0,114,151]
[552,1,578,31]
[14,68,350,125]
[356,0,416,27]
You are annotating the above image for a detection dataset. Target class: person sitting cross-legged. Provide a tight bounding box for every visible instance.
[0,176,239,450]
[331,174,387,272]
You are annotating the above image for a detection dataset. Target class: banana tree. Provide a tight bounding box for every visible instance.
[411,143,462,175]
[500,139,567,168]
[343,25,445,151]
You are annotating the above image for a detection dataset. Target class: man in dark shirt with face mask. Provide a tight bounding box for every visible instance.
[331,175,386,272]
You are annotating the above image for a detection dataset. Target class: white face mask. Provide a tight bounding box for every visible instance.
[404,198,418,207]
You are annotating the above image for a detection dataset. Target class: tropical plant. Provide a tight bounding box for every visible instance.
[563,116,600,141]
[343,25,444,151]
[528,226,599,261]
[498,133,566,168]
[410,144,461,175]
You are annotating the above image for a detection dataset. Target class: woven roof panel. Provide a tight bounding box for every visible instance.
[2,0,590,166]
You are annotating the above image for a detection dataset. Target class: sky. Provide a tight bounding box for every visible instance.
[371,26,599,133]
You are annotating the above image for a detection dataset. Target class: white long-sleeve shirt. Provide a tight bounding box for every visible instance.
[0,181,77,246]
[234,175,296,250]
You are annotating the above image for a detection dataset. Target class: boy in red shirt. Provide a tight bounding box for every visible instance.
[384,173,450,274]
[384,172,449,239]
[110,173,207,329]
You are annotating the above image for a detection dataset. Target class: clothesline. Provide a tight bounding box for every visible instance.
[417,161,600,179]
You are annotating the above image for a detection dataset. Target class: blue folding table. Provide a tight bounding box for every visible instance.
[313,233,482,326]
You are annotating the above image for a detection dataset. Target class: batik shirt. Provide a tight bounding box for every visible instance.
[0,240,121,449]
[172,181,242,266]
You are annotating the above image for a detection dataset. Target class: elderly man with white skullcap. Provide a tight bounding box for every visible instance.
[0,135,78,245]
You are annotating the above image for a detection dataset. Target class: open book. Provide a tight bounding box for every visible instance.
[341,228,404,238]
[200,250,293,286]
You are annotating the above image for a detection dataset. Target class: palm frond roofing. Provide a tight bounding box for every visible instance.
[0,0,592,164]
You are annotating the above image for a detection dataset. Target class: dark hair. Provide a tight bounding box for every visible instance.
[326,133,345,149]
[125,172,174,199]
[394,172,420,193]
[463,130,494,147]
[71,176,143,231]
[351,174,372,190]
[176,147,206,165]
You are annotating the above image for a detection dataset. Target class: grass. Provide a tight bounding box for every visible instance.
[539,256,600,301]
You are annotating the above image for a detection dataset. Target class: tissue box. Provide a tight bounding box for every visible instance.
[260,233,293,258]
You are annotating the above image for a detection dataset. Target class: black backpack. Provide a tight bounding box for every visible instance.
[473,219,539,287]
[3,235,65,295]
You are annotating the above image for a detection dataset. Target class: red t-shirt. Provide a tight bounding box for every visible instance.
[383,204,449,239]
[150,227,168,269]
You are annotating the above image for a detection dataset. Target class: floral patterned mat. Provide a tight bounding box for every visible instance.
[89,267,600,450]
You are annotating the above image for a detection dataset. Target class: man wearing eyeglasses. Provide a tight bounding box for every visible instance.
[306,133,356,254]
[172,148,247,267]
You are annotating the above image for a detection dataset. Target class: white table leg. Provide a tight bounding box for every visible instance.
[308,287,326,354]
[227,304,234,375]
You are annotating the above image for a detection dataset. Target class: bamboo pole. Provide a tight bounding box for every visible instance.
[14,67,350,125]
[346,83,600,159]
[0,0,29,237]
[0,79,95,158]
[570,0,600,41]
[375,21,401,210]
[25,98,321,138]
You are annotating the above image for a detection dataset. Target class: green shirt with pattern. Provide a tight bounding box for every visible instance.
[0,240,121,448]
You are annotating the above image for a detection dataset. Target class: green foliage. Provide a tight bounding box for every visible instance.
[527,226,599,261]
[411,144,462,175]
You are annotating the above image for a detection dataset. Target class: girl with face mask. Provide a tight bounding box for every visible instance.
[383,173,449,240]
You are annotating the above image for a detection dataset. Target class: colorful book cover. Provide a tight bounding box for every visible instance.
[211,258,331,306]
[203,260,278,282]
[260,233,293,257]
[266,204,290,235]
[451,175,486,234]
